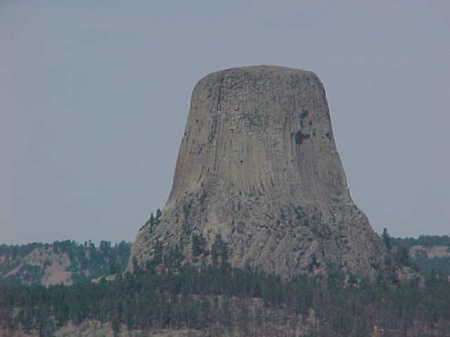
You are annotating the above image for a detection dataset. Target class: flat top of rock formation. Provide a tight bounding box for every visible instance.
[205,64,310,74]
[198,64,317,84]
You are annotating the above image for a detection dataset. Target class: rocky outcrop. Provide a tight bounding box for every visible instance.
[130,65,386,279]
[0,246,73,286]
[409,245,450,258]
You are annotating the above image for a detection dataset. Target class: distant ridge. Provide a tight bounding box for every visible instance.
[0,240,130,285]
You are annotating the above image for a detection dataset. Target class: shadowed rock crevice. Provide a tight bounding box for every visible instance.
[129,65,386,279]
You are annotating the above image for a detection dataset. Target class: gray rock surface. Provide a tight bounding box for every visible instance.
[130,65,386,279]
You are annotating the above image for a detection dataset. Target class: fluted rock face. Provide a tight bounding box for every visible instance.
[130,65,385,279]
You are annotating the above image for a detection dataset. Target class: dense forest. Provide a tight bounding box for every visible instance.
[0,240,131,285]
[0,234,449,337]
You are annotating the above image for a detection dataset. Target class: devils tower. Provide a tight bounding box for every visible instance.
[130,65,386,279]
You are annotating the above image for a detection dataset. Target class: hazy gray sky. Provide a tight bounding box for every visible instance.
[1,0,449,244]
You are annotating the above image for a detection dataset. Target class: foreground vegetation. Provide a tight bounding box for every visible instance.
[0,235,449,337]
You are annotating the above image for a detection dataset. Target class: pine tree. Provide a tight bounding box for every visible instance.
[382,227,392,250]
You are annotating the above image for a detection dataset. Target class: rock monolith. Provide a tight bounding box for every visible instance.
[129,65,386,279]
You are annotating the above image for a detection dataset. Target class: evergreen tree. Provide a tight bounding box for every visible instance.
[382,227,392,250]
